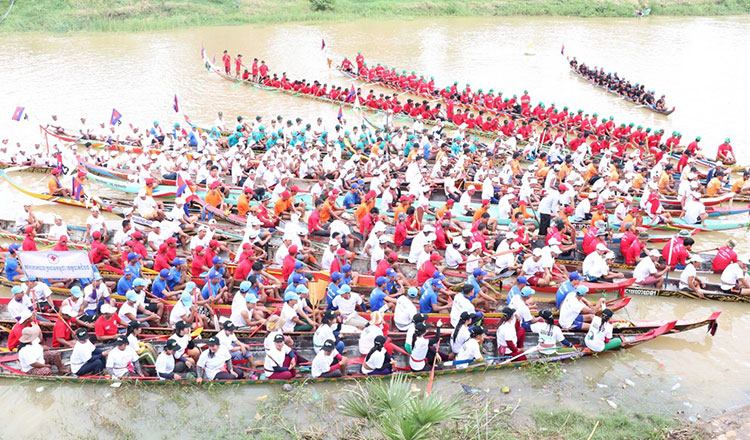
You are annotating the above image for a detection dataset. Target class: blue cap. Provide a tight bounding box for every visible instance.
[569,271,582,281]
[11,286,23,295]
[180,291,193,306]
[342,264,352,273]
[432,271,446,281]
[159,269,170,278]
[212,256,224,264]
[8,244,20,252]
[123,267,133,275]
[407,287,419,297]
[576,285,589,295]
[433,281,444,289]
[296,285,309,294]
[376,276,387,286]
[338,284,351,294]
[127,252,140,260]
[70,286,83,298]
[185,281,196,292]
[93,273,103,280]
[19,276,28,282]
[125,290,138,302]
[472,268,488,277]
[521,286,535,297]
[133,278,149,287]
[293,274,306,284]
[331,272,342,281]
[294,261,304,270]
[173,258,186,265]
[351,183,359,190]
[245,294,259,304]
[27,276,37,282]
[284,291,300,301]
[209,272,221,280]
[386,268,397,277]
[517,276,529,285]
[239,281,251,292]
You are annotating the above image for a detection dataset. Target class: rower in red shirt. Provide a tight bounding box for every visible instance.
[417,252,442,284]
[281,245,298,281]
[661,233,691,269]
[375,252,399,278]
[716,138,736,164]
[712,240,738,272]
[622,232,647,265]
[22,226,37,251]
[235,54,243,76]
[258,61,268,78]
[222,50,231,74]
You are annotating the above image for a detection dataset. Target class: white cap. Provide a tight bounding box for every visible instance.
[138,189,147,197]
[423,224,435,233]
[596,243,608,252]
[372,222,386,234]
[649,249,661,258]
[548,238,560,246]
[61,305,75,317]
[532,248,543,257]
[378,235,390,244]
[328,238,339,246]
[605,252,615,259]
[470,242,482,251]
[101,304,117,314]
[549,245,561,254]
[461,229,472,238]
[208,219,217,225]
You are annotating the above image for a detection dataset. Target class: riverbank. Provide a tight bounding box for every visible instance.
[1,0,749,33]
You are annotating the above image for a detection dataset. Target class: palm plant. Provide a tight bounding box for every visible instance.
[340,376,464,440]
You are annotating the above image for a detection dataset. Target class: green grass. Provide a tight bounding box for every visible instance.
[0,0,749,33]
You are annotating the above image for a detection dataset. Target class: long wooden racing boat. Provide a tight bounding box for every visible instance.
[568,65,675,116]
[624,283,750,303]
[0,321,692,385]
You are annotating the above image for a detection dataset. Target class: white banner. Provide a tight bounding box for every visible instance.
[17,251,94,279]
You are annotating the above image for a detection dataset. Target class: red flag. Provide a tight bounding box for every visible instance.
[110,108,122,125]
[173,94,179,113]
[337,104,343,121]
[321,39,326,50]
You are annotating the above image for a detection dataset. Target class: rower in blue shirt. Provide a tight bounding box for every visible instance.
[4,245,22,281]
[419,272,450,314]
[152,269,174,299]
[117,268,135,296]
[326,272,344,310]
[555,271,583,308]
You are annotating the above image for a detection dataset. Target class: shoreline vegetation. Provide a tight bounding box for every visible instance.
[0,0,749,33]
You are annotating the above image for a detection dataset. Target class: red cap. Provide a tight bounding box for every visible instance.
[131,231,143,239]
[481,199,490,205]
[558,184,569,191]
[518,200,528,206]
[51,168,60,175]
[288,245,298,254]
[91,231,101,239]
[145,178,155,185]
[467,187,476,192]
[242,242,252,249]
[399,195,409,202]
[289,185,300,193]
[629,206,640,213]
[430,251,443,262]
[166,237,177,244]
[595,204,605,209]
[158,243,168,252]
[77,171,87,178]
[388,252,398,261]
[209,181,220,189]
[243,187,254,193]
[209,239,219,247]
[195,245,204,253]
[336,248,347,256]
[281,191,292,198]
[24,226,34,234]
[446,199,454,205]
[59,235,68,242]
[366,190,376,199]
[331,189,339,195]
[564,206,574,214]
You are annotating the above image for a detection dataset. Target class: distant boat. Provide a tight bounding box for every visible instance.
[635,8,651,17]
[523,40,535,56]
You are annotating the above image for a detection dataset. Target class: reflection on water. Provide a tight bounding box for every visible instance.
[0,16,749,436]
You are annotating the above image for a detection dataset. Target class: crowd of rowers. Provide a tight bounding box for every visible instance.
[568,58,668,111]
[3,102,750,380]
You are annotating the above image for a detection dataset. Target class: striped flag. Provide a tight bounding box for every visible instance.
[72,177,84,200]
[321,39,325,50]
[11,106,25,121]
[173,94,179,113]
[176,173,193,198]
[337,104,343,122]
[561,44,565,55]
[110,108,122,126]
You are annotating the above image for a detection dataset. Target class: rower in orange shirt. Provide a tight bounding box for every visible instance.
[273,191,295,220]
[354,190,377,223]
[731,172,750,195]
[204,181,227,213]
[237,187,253,217]
[47,169,70,197]
[590,204,607,227]
[705,170,726,196]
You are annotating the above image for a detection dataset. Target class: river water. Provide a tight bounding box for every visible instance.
[1,16,750,437]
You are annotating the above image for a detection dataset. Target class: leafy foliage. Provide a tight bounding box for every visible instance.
[309,0,335,12]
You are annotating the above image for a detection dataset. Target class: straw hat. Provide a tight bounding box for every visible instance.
[265,315,281,331]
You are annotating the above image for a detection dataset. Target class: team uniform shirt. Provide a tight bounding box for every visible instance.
[118,302,138,325]
[720,263,746,291]
[229,292,254,327]
[70,340,97,374]
[582,252,608,278]
[196,346,231,380]
[263,343,292,375]
[449,294,475,327]
[559,294,585,329]
[496,317,518,354]
[311,350,339,378]
[450,325,471,354]
[454,338,482,369]
[358,324,383,355]
[393,296,417,331]
[633,257,657,283]
[155,351,176,379]
[313,323,336,354]
[584,316,613,352]
[530,322,566,355]
[331,293,363,321]
[683,200,706,224]
[7,295,33,321]
[216,330,240,353]
[106,346,139,378]
[361,349,387,374]
[18,342,45,373]
[168,300,191,326]
[678,263,697,290]
[509,294,532,323]
[280,302,300,332]
[712,246,738,272]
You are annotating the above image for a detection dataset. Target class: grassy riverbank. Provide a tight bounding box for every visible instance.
[1,0,749,33]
